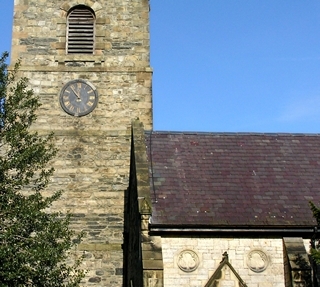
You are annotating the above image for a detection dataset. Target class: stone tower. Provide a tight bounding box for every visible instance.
[11,0,152,286]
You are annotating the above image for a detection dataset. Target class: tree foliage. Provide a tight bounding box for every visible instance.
[310,201,320,264]
[0,52,84,287]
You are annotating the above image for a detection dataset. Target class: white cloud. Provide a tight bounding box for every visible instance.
[278,95,320,123]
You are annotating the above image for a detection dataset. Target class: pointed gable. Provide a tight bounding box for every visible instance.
[205,252,247,287]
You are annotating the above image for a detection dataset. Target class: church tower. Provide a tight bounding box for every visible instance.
[11,0,152,285]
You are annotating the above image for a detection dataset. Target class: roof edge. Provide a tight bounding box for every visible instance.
[149,225,319,237]
[144,130,320,137]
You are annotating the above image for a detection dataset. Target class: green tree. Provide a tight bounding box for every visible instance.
[0,52,84,287]
[310,202,320,263]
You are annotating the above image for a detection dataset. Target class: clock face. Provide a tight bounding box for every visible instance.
[59,79,98,116]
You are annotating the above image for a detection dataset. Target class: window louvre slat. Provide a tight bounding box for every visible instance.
[67,6,95,54]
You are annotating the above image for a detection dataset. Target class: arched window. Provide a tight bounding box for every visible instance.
[67,6,95,54]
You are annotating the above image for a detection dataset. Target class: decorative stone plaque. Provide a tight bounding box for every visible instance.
[247,250,269,273]
[177,250,199,272]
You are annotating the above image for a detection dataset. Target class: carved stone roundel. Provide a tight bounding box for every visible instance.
[247,250,269,273]
[177,250,199,272]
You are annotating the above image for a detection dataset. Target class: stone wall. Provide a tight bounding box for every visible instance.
[161,237,286,287]
[11,0,152,286]
[128,120,164,287]
[12,0,150,69]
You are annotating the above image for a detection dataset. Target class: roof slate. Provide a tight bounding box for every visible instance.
[144,131,320,227]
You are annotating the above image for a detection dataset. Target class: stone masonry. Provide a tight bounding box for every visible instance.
[161,237,286,287]
[160,237,313,287]
[11,0,152,286]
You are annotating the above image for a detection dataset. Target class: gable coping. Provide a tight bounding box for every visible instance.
[204,252,248,287]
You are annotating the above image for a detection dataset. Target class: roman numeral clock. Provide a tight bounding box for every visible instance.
[59,79,98,116]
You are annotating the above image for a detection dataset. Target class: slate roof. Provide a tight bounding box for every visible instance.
[144,131,320,228]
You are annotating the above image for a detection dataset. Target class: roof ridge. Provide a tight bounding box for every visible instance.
[144,130,320,137]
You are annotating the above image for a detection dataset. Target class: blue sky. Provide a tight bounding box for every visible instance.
[2,1,320,133]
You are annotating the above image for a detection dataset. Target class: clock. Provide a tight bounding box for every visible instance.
[59,79,98,116]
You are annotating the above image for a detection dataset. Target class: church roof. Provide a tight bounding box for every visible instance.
[144,131,320,230]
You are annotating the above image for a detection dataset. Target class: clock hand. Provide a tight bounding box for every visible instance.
[70,86,81,99]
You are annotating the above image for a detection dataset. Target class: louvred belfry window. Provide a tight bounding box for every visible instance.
[67,6,95,54]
